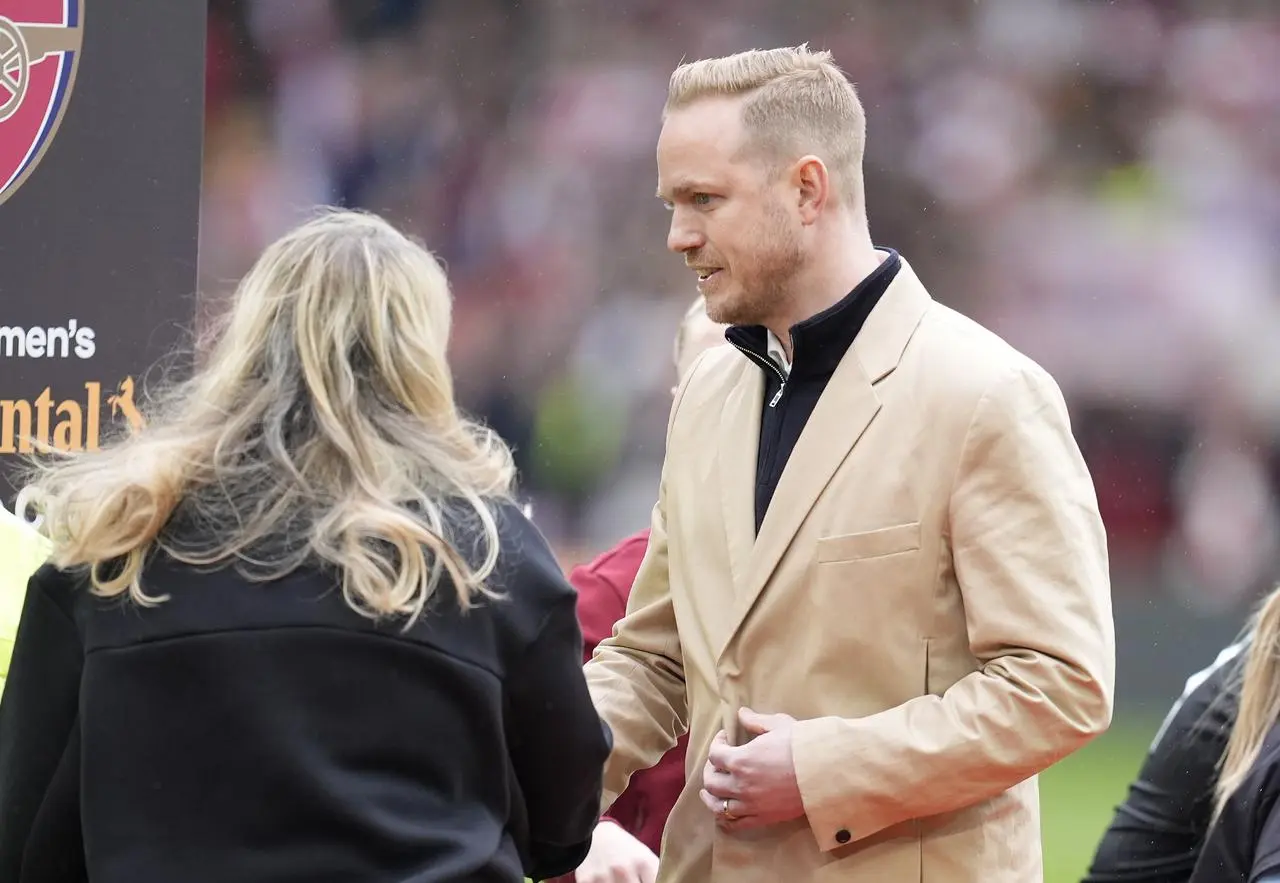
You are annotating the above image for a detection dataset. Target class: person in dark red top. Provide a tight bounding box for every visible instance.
[553,298,725,883]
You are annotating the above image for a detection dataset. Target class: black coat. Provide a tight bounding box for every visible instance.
[0,500,610,883]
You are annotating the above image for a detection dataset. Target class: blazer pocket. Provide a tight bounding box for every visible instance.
[817,522,921,564]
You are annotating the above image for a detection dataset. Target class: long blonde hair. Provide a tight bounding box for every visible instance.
[21,208,515,626]
[1215,585,1280,818]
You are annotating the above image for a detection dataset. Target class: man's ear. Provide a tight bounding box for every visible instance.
[792,155,830,225]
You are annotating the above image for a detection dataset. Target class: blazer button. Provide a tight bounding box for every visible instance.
[835,829,851,845]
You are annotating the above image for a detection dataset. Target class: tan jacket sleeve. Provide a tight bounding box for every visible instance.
[583,359,707,813]
[584,485,687,813]
[790,362,1116,850]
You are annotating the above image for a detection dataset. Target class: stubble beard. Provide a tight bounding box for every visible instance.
[710,227,803,329]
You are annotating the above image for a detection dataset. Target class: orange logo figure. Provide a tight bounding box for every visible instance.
[107,376,144,435]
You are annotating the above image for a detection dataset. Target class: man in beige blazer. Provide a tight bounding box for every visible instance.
[583,45,1115,882]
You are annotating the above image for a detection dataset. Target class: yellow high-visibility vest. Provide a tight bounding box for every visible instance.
[0,508,51,698]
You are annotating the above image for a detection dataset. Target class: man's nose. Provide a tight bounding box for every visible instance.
[667,214,704,254]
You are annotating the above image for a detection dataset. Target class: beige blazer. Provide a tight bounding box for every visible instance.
[584,258,1115,882]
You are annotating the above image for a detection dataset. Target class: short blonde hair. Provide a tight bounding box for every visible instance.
[665,45,866,207]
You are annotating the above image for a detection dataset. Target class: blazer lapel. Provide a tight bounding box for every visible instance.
[718,364,762,596]
[737,356,880,617]
[716,260,933,661]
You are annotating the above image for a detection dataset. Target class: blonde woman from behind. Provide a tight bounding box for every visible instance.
[0,209,610,883]
[1188,586,1280,882]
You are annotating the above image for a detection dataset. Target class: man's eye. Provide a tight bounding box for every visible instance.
[692,193,712,206]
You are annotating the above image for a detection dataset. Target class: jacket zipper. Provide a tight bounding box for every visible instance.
[731,343,788,408]
[732,342,790,527]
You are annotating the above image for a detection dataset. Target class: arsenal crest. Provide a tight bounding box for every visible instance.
[0,0,83,207]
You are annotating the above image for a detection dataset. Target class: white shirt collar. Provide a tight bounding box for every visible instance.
[765,329,792,378]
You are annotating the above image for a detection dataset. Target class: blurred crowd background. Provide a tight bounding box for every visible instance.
[197,7,1280,864]
[200,0,1280,614]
